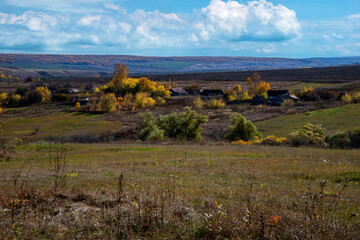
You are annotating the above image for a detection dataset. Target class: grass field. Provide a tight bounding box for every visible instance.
[1,111,123,141]
[0,143,359,239]
[256,103,360,137]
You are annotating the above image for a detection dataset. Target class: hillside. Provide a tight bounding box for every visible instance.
[0,54,360,79]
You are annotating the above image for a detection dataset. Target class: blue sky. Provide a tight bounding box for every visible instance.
[0,0,359,57]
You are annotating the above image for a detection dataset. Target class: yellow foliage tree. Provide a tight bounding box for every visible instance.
[0,92,8,105]
[246,73,270,98]
[135,92,156,109]
[75,102,80,111]
[35,86,51,102]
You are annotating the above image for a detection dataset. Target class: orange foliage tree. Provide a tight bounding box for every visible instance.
[246,73,270,98]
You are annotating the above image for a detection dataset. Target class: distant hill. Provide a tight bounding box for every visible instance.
[0,54,359,79]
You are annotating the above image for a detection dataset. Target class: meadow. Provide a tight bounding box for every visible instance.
[1,143,360,239]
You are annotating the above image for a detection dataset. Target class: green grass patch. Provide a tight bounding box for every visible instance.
[111,147,157,152]
[1,111,122,141]
[256,104,360,137]
[326,172,360,183]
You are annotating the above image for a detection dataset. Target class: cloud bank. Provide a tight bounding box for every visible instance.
[0,0,302,54]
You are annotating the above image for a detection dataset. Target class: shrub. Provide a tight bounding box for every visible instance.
[281,99,294,107]
[0,92,8,105]
[51,94,69,102]
[288,123,327,147]
[207,99,225,109]
[139,111,165,141]
[239,91,252,101]
[135,92,156,109]
[349,128,360,148]
[193,96,204,109]
[341,93,352,103]
[26,90,43,104]
[15,87,29,97]
[226,113,262,142]
[318,90,339,101]
[231,139,252,145]
[123,93,135,110]
[328,132,351,149]
[7,94,21,106]
[297,87,320,101]
[89,93,117,113]
[35,86,51,102]
[352,91,360,102]
[262,135,288,146]
[139,107,208,141]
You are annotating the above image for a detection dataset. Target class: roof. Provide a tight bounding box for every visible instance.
[170,87,186,93]
[267,90,290,97]
[200,89,224,96]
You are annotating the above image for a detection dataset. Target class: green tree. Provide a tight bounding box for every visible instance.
[226,113,262,142]
[139,107,208,141]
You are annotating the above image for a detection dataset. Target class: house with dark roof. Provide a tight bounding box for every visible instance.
[252,89,299,106]
[200,89,224,100]
[170,87,187,96]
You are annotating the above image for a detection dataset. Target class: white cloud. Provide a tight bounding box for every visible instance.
[104,2,120,11]
[198,0,301,41]
[347,14,360,19]
[0,0,307,55]
[0,11,57,31]
[78,15,102,26]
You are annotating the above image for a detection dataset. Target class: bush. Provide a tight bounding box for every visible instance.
[352,91,360,102]
[26,90,43,104]
[239,91,252,101]
[139,111,165,141]
[89,93,117,113]
[226,113,262,142]
[318,90,339,101]
[349,128,360,148]
[207,99,225,109]
[35,86,51,102]
[281,99,294,107]
[288,123,327,147]
[15,87,29,97]
[341,93,352,103]
[262,135,288,146]
[7,94,21,106]
[328,132,351,149]
[51,94,69,102]
[297,88,320,101]
[0,92,8,105]
[139,107,208,141]
[135,92,156,109]
[193,96,204,109]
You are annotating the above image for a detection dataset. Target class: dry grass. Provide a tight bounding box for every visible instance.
[1,143,359,239]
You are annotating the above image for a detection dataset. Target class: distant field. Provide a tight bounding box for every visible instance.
[256,103,360,137]
[1,110,123,141]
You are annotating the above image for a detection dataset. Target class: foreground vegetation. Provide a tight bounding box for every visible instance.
[1,143,360,239]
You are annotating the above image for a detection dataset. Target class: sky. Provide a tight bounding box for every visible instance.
[0,0,359,58]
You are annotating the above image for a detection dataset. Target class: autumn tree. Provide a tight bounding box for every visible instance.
[111,63,129,93]
[35,86,51,102]
[246,73,270,98]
